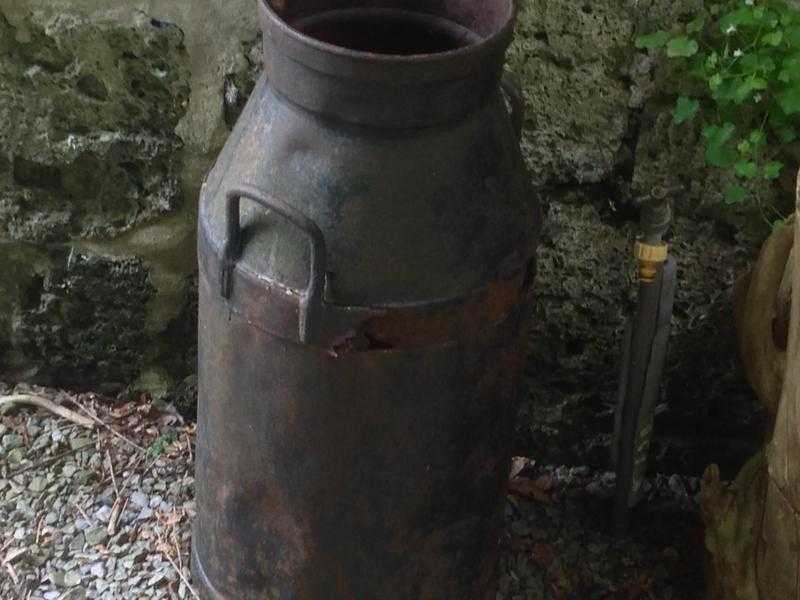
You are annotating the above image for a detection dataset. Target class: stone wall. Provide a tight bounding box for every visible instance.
[1,0,792,474]
[0,0,260,394]
[511,0,794,475]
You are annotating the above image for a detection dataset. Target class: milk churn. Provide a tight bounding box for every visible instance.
[193,0,538,598]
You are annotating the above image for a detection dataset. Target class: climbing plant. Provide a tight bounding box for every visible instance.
[637,0,800,225]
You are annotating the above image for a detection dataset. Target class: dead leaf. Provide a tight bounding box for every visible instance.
[531,542,555,568]
[508,476,553,504]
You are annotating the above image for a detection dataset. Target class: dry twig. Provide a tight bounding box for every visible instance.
[72,501,91,523]
[34,516,44,546]
[161,545,200,600]
[106,450,120,499]
[1,548,24,587]
[3,562,18,587]
[68,400,147,453]
[7,446,83,479]
[106,496,128,537]
[0,394,94,429]
[3,548,26,564]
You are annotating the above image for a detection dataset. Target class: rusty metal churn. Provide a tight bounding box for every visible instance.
[192,0,538,598]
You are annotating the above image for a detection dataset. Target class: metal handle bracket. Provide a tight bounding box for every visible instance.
[220,185,327,344]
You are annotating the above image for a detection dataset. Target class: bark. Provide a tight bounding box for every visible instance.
[734,223,794,415]
[702,176,800,600]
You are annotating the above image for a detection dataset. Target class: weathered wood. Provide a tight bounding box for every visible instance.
[758,181,800,599]
[0,394,95,429]
[702,177,800,600]
[734,222,794,415]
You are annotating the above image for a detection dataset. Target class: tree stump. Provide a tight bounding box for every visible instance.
[702,175,800,599]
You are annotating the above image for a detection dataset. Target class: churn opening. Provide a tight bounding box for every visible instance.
[265,0,514,56]
[293,9,480,56]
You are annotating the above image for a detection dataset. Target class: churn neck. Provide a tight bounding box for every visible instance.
[258,0,517,128]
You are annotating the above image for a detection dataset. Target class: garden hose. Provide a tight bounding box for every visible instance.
[612,193,678,531]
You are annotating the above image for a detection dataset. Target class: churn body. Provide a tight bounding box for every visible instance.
[193,1,538,598]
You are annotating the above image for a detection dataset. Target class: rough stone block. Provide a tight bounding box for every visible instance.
[507,0,633,185]
[0,8,196,391]
[0,11,189,243]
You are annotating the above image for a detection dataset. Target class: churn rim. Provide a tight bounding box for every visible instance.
[259,0,518,65]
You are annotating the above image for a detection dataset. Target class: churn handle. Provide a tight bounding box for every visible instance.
[501,72,524,142]
[220,185,327,344]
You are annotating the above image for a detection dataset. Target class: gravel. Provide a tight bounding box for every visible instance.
[1,384,195,599]
[1,383,705,599]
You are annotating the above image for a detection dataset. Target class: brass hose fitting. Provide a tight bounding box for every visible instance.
[634,241,668,283]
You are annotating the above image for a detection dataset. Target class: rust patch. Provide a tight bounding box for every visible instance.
[269,0,287,14]
[331,270,528,355]
[201,226,534,352]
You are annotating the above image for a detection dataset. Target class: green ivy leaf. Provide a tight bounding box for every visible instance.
[748,130,767,154]
[763,30,784,46]
[635,31,670,49]
[741,53,776,75]
[712,79,741,104]
[778,85,800,114]
[764,161,784,180]
[733,77,768,103]
[777,126,798,143]
[690,54,711,79]
[737,140,752,156]
[724,184,748,204]
[721,7,756,31]
[704,123,738,167]
[787,25,800,46]
[704,123,736,144]
[735,161,758,179]
[687,16,706,34]
[779,54,800,82]
[781,10,797,27]
[673,96,700,124]
[667,36,699,58]
[766,11,781,28]
[749,129,766,145]
[652,3,800,210]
